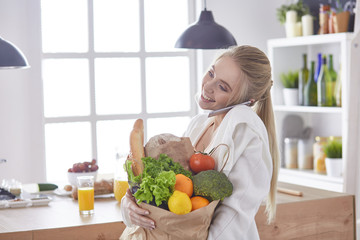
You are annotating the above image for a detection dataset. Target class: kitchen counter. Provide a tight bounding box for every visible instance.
[0,192,125,240]
[256,182,356,240]
[0,182,355,240]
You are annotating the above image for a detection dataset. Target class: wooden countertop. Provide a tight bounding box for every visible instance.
[0,182,355,240]
[0,192,125,240]
[256,182,356,240]
[275,181,350,203]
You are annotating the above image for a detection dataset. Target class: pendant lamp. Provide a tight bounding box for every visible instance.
[0,37,29,69]
[175,1,237,49]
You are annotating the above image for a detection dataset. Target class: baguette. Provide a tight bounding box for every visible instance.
[129,119,145,176]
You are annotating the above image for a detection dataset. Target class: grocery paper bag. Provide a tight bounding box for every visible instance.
[120,200,220,240]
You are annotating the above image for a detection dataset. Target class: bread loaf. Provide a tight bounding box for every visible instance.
[145,133,194,171]
[129,119,145,176]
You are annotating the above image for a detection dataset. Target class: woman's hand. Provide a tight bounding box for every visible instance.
[123,188,156,230]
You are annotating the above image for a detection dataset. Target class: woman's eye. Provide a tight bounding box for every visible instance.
[218,83,228,92]
[208,71,214,78]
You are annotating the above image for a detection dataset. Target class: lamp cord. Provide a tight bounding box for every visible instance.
[203,0,207,10]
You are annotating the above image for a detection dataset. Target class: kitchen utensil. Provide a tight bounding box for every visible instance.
[277,187,303,197]
[208,100,254,117]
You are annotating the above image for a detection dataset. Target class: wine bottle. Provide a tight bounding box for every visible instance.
[298,54,309,105]
[328,54,337,106]
[314,53,322,83]
[317,56,333,106]
[334,64,342,107]
[304,61,317,106]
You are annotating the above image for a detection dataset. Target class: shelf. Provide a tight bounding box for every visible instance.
[278,168,343,192]
[274,105,342,113]
[268,33,354,48]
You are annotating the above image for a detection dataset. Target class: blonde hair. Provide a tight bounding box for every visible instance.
[216,45,279,223]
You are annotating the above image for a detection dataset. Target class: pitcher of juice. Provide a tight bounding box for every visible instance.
[114,152,129,202]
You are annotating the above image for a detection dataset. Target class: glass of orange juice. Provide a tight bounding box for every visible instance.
[77,176,94,215]
[114,153,129,202]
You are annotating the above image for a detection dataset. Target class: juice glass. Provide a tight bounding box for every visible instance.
[114,179,129,202]
[114,153,129,202]
[77,176,94,215]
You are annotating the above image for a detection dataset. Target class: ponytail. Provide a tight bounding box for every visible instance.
[254,91,279,223]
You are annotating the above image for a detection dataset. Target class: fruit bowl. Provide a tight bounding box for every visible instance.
[67,171,98,186]
[67,159,99,186]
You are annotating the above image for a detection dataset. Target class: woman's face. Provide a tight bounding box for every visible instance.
[199,56,242,111]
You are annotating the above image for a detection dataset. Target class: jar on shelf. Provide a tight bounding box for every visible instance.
[284,138,298,169]
[298,138,314,170]
[313,136,328,174]
[319,4,330,34]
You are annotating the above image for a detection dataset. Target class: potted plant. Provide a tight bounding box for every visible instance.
[276,0,311,37]
[324,139,342,177]
[280,70,299,105]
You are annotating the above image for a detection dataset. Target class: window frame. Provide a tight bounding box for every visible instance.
[41,0,198,173]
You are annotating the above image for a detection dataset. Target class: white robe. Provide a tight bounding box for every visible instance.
[184,105,272,240]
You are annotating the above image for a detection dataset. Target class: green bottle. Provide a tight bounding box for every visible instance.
[304,61,317,106]
[334,64,342,107]
[328,54,337,106]
[298,54,309,105]
[317,56,333,106]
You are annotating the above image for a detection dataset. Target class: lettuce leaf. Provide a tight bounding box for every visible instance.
[134,170,176,206]
[124,159,141,184]
[130,154,192,206]
[141,154,192,179]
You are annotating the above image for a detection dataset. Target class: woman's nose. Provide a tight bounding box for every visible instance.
[204,77,217,91]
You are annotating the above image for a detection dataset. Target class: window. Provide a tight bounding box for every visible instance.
[41,0,197,181]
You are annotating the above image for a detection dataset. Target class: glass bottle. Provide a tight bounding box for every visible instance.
[334,64,342,107]
[317,56,333,106]
[298,54,309,105]
[328,54,338,106]
[304,61,317,106]
[314,53,322,83]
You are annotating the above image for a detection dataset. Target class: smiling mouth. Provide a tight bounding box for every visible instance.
[201,90,215,102]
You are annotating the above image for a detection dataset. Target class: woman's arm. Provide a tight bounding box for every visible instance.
[120,188,156,230]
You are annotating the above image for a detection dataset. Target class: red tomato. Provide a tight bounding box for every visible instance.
[190,152,215,173]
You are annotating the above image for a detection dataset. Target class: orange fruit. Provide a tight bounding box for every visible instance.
[174,174,193,197]
[190,196,209,211]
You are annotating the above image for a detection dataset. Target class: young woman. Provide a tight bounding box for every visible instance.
[121,45,279,239]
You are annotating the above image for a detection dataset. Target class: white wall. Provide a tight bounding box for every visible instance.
[0,0,46,183]
[199,0,285,73]
[0,0,286,183]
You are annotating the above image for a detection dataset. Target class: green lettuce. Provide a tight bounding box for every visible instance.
[130,154,192,206]
[141,154,192,179]
[134,170,176,206]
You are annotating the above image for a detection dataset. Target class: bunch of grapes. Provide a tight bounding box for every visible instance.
[68,159,99,173]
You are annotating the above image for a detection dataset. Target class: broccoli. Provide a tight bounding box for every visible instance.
[193,170,233,201]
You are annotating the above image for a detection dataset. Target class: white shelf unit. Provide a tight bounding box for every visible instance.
[267,33,354,192]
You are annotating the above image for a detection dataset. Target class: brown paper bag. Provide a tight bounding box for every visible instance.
[120,200,219,240]
[144,135,194,171]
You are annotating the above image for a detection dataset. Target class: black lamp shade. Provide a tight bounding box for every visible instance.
[175,10,237,49]
[0,37,29,69]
